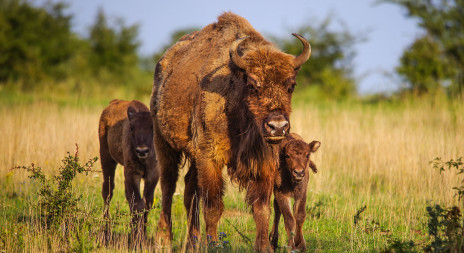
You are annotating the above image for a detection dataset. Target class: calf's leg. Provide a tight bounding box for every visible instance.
[100,141,117,242]
[275,193,296,249]
[142,162,159,235]
[293,197,307,251]
[100,145,117,217]
[124,170,145,246]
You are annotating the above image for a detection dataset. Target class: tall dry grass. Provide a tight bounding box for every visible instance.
[0,98,463,251]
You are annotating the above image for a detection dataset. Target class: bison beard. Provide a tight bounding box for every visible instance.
[150,12,310,252]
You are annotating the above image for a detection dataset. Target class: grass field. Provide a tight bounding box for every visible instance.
[1,92,463,252]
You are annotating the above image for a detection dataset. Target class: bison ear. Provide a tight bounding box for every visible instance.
[127,106,136,120]
[309,141,321,153]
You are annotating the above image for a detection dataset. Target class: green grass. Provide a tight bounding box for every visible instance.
[0,85,463,252]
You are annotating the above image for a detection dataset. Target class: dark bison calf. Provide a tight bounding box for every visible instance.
[270,133,320,251]
[98,99,158,244]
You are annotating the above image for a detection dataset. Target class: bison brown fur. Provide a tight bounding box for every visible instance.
[98,99,158,245]
[270,133,320,251]
[150,12,311,251]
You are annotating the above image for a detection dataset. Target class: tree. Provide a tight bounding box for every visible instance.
[152,27,199,64]
[88,8,140,81]
[275,16,359,99]
[383,0,464,97]
[0,0,79,84]
[396,35,454,95]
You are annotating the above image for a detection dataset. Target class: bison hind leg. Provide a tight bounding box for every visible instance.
[154,136,183,248]
[184,162,200,249]
[101,152,117,214]
[100,143,117,243]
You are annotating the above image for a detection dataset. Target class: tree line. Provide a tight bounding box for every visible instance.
[0,0,141,89]
[1,0,462,100]
[383,0,464,98]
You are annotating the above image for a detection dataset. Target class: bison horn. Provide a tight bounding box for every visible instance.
[229,36,249,70]
[292,33,311,69]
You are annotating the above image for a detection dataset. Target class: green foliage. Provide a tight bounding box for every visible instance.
[0,0,148,94]
[88,8,140,81]
[396,36,454,95]
[275,16,359,99]
[433,157,464,201]
[382,0,464,98]
[383,157,464,252]
[424,204,462,252]
[14,144,98,228]
[152,27,199,64]
[382,238,417,253]
[425,157,464,252]
[0,0,80,84]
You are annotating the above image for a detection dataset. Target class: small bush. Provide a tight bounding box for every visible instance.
[14,144,98,228]
[423,157,464,252]
[383,157,464,253]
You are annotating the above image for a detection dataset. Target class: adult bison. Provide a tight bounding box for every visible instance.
[150,12,311,251]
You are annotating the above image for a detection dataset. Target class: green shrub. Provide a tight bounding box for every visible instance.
[14,144,98,228]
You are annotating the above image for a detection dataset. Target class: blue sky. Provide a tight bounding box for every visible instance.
[53,0,422,94]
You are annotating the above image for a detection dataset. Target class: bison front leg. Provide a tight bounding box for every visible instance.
[247,179,274,252]
[197,160,224,243]
[269,197,281,250]
[293,198,307,251]
[184,163,200,248]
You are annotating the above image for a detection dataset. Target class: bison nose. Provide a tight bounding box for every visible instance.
[264,117,289,137]
[292,168,305,180]
[135,146,149,158]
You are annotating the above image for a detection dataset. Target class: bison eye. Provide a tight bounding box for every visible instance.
[247,84,257,93]
[305,153,310,158]
[288,83,296,93]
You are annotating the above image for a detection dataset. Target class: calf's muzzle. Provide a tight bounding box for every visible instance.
[135,146,149,159]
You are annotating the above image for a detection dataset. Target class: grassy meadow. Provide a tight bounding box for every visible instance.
[0,89,463,252]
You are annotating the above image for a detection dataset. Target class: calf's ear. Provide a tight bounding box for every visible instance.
[309,160,318,174]
[127,106,136,120]
[309,141,321,153]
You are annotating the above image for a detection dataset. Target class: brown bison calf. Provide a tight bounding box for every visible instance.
[270,133,320,251]
[98,99,158,244]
